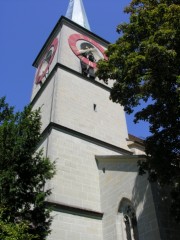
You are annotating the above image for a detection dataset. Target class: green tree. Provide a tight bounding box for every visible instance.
[0,207,36,240]
[97,0,180,221]
[0,97,55,239]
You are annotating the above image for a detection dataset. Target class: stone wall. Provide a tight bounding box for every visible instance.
[96,155,161,240]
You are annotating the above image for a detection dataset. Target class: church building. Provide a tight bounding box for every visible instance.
[30,1,178,239]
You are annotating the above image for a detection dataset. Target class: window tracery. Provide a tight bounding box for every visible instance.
[118,199,139,240]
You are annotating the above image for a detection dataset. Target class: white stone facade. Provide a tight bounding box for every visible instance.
[96,155,161,240]
[31,17,163,240]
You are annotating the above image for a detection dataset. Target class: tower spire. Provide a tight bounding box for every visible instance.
[65,0,91,30]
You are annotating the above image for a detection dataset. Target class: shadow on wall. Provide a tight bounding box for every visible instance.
[131,172,180,240]
[96,156,157,240]
[131,173,160,240]
[150,182,180,240]
[97,155,180,240]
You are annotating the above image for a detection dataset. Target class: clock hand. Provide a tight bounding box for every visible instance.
[78,47,96,55]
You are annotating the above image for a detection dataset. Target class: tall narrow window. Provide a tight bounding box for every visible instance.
[118,198,139,240]
[124,215,132,240]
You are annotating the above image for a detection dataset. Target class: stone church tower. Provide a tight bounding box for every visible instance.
[30,1,177,240]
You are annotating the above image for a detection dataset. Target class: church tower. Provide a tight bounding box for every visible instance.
[30,1,165,240]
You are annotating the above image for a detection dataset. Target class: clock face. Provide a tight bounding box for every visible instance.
[36,38,58,84]
[68,34,107,68]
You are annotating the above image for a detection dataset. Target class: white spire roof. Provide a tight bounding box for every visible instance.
[65,0,91,30]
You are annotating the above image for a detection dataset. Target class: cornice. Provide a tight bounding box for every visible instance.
[30,62,111,107]
[46,201,103,220]
[39,122,132,155]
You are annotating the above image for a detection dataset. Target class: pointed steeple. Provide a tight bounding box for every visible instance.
[65,0,91,30]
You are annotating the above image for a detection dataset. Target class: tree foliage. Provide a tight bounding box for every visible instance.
[0,207,36,240]
[97,0,180,221]
[0,97,55,239]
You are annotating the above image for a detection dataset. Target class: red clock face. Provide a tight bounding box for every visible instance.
[68,34,107,68]
[36,38,58,84]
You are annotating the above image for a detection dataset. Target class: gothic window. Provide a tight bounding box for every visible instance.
[119,199,139,240]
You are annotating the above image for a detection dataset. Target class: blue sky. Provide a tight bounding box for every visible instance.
[0,0,150,138]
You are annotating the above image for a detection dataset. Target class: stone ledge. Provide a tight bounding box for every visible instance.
[46,200,103,220]
[40,122,132,155]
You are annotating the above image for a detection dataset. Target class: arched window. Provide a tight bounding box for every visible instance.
[118,198,139,240]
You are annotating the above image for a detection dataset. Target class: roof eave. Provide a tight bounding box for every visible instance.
[32,16,110,68]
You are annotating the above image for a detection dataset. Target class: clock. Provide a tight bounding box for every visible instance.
[36,38,58,84]
[68,34,107,69]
